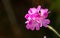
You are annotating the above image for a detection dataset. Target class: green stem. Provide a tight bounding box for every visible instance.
[48,25,60,37]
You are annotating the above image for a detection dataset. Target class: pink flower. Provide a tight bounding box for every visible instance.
[25,5,50,31]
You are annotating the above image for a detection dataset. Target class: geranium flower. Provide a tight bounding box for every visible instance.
[25,5,50,31]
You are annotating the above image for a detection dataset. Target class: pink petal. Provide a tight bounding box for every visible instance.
[37,5,41,12]
[43,24,48,27]
[43,13,48,18]
[43,19,50,27]
[25,14,29,19]
[44,19,50,24]
[26,20,35,30]
[35,23,41,30]
[25,21,29,23]
[28,20,33,25]
[36,25,40,30]
[41,9,48,13]
[34,13,41,18]
[30,25,35,30]
[40,9,48,18]
[26,24,30,29]
[28,8,37,14]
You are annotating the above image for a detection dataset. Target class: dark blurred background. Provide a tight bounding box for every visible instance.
[0,0,60,38]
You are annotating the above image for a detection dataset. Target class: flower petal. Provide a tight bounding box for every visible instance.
[25,21,29,23]
[37,5,41,12]
[30,25,35,30]
[40,9,48,18]
[26,24,30,29]
[43,13,48,18]
[43,19,50,27]
[41,9,48,14]
[36,24,40,30]
[25,14,29,19]
[28,8,37,14]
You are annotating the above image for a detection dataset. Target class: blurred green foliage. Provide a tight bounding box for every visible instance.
[49,0,60,10]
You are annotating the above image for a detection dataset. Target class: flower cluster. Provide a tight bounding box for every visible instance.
[25,5,50,31]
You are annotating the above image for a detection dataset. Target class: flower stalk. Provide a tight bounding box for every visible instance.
[48,25,60,37]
